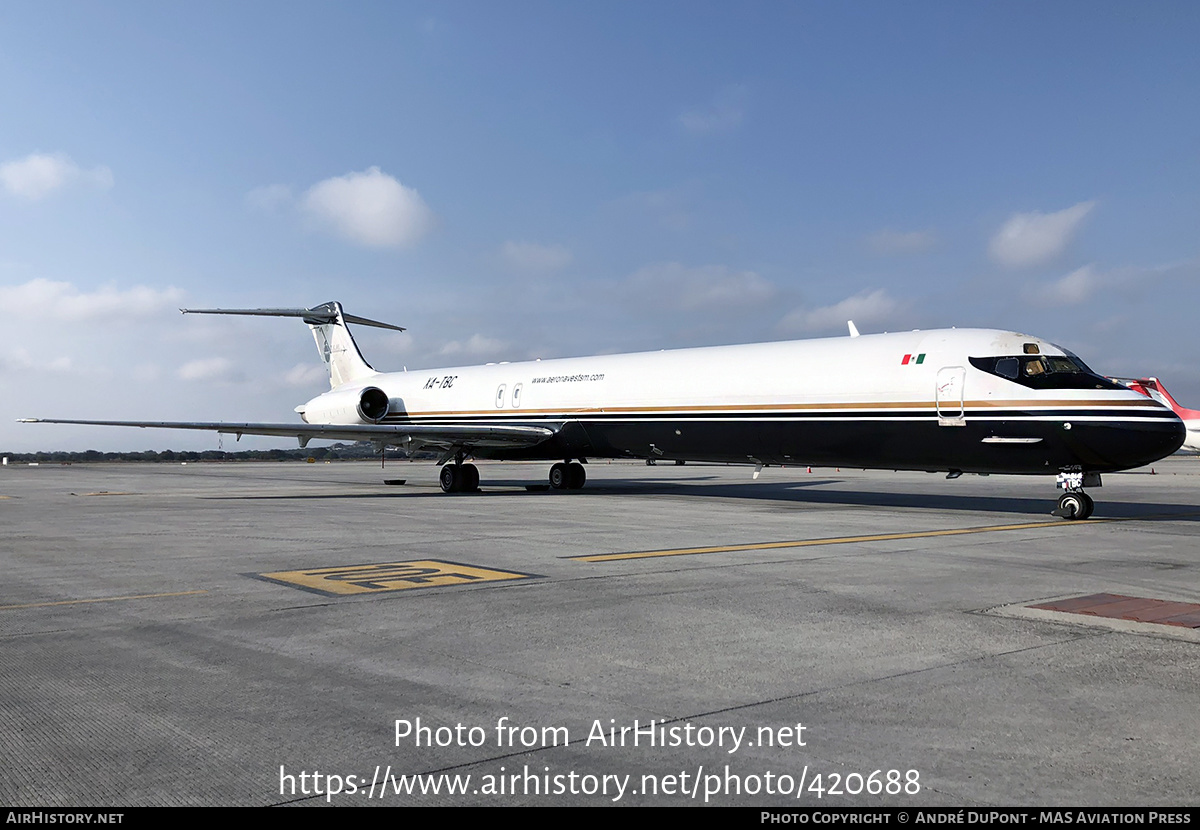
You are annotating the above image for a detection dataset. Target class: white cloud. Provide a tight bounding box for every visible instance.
[132,363,162,383]
[617,188,692,232]
[679,85,747,134]
[778,289,904,335]
[302,166,434,248]
[0,152,112,200]
[283,363,327,387]
[868,228,937,255]
[178,357,232,381]
[439,334,508,359]
[500,241,572,273]
[1,285,320,451]
[989,201,1095,268]
[246,183,293,212]
[0,279,184,322]
[1035,265,1100,306]
[1041,263,1099,305]
[625,263,777,312]
[0,347,71,374]
[1023,258,1198,308]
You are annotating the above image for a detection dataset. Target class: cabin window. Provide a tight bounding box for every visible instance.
[512,383,522,408]
[495,385,506,408]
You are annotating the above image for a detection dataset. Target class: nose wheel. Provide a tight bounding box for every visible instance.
[1053,470,1098,520]
[1055,491,1094,520]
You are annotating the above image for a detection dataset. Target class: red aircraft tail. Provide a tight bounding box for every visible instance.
[1110,377,1200,421]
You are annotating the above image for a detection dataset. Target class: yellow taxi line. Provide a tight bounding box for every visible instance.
[570,518,1105,562]
[0,590,208,611]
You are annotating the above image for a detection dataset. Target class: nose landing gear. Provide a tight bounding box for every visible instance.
[1055,491,1094,520]
[1053,470,1099,520]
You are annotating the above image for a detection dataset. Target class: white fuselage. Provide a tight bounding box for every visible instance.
[299,328,1183,474]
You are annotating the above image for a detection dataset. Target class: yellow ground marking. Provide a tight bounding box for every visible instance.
[571,518,1120,562]
[258,560,537,597]
[0,590,208,611]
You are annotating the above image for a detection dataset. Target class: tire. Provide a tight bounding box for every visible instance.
[549,462,569,489]
[461,463,480,492]
[567,463,586,489]
[1057,492,1085,520]
[1078,492,1095,520]
[439,465,460,493]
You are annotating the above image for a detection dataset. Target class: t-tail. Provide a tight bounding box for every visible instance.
[1110,376,1200,421]
[179,301,405,389]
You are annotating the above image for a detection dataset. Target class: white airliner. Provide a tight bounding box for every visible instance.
[21,302,1185,519]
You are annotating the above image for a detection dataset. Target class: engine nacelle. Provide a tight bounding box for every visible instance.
[298,386,391,424]
[357,387,390,422]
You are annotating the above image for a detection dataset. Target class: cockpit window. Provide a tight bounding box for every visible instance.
[969,355,1123,390]
[1044,356,1081,374]
[995,357,1019,379]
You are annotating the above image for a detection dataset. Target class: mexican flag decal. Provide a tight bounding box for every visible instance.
[901,353,926,365]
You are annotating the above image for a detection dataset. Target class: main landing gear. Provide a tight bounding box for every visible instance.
[438,458,588,493]
[1053,470,1099,520]
[439,461,480,493]
[549,461,586,490]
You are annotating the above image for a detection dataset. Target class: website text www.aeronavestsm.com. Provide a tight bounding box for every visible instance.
[279,764,921,803]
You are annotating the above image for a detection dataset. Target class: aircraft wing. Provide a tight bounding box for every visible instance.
[18,418,560,450]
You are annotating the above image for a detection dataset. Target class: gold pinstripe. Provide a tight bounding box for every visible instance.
[383,398,1166,420]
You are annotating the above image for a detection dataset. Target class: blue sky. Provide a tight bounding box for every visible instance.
[2,1,1198,451]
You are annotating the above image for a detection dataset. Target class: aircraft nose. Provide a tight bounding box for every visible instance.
[1066,415,1186,471]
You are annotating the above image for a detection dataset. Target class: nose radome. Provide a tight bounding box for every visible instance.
[1106,417,1185,470]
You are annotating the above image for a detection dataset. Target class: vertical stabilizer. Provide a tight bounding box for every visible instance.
[1143,378,1200,420]
[305,302,377,388]
[179,301,405,389]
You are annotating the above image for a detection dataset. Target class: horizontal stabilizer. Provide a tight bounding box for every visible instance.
[180,302,406,332]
